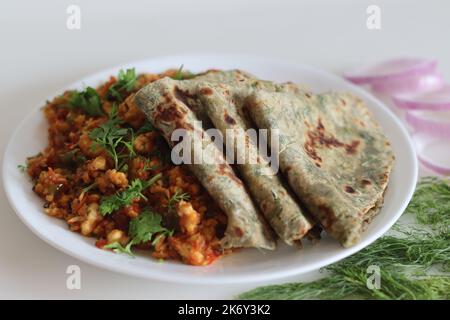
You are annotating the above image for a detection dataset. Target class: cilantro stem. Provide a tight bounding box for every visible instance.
[99,173,162,216]
[88,104,135,169]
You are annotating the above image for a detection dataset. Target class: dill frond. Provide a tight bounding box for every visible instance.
[238,177,450,300]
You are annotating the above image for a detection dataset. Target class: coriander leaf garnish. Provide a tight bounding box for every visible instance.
[17,164,27,172]
[99,173,162,216]
[88,105,135,169]
[69,87,104,116]
[104,242,134,256]
[129,209,173,246]
[136,121,154,134]
[107,68,137,102]
[105,210,172,257]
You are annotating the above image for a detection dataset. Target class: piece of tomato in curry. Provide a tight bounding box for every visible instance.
[25,69,228,266]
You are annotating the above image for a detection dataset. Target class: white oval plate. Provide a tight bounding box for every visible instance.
[2,54,418,284]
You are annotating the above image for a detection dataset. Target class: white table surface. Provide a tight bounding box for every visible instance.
[0,0,445,299]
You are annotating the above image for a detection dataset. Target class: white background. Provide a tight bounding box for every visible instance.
[0,0,444,299]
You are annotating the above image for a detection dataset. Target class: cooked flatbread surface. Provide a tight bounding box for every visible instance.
[135,77,276,250]
[135,69,394,249]
[193,81,314,244]
[246,90,394,247]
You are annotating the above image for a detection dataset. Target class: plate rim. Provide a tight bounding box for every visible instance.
[2,53,418,284]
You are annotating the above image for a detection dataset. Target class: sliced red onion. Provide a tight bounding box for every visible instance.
[405,110,450,139]
[413,133,450,175]
[393,85,450,111]
[344,58,437,85]
[371,72,444,95]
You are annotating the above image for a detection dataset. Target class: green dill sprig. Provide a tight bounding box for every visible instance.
[239,270,450,300]
[99,173,162,216]
[69,87,104,116]
[107,68,137,102]
[238,177,450,300]
[405,176,450,232]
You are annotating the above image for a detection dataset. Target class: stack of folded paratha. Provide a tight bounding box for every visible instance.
[135,70,394,250]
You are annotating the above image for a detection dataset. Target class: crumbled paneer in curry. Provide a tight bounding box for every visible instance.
[25,68,228,266]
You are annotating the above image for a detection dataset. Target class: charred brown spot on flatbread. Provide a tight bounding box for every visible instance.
[379,173,389,184]
[199,87,213,95]
[173,86,196,108]
[318,205,336,229]
[155,102,185,122]
[261,201,269,212]
[304,118,361,163]
[217,163,243,186]
[345,140,360,154]
[233,227,244,237]
[223,110,236,125]
[304,137,322,166]
[345,186,356,193]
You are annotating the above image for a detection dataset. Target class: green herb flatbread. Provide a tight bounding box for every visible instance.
[246,90,394,247]
[193,81,314,245]
[135,77,276,250]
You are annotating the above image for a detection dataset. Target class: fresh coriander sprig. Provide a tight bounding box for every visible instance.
[136,121,154,134]
[103,242,134,256]
[69,87,104,116]
[89,105,135,169]
[105,209,173,257]
[129,209,173,245]
[99,173,162,216]
[107,68,137,102]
